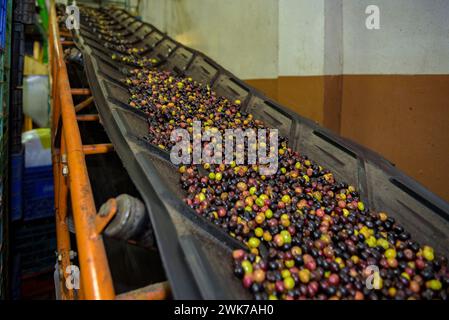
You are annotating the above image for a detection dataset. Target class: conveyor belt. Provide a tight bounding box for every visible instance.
[72,6,449,299]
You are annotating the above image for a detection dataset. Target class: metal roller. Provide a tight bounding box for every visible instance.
[100,194,155,249]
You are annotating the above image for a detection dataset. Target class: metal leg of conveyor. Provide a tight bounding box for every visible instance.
[50,1,115,299]
[83,143,114,155]
[76,114,99,121]
[50,1,171,299]
[74,96,94,113]
[53,120,75,300]
[71,88,91,96]
[116,282,171,300]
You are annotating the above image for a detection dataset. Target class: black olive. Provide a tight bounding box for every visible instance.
[250,283,262,293]
[234,265,244,279]
[422,289,434,300]
[294,255,304,266]
[421,267,434,280]
[326,286,337,296]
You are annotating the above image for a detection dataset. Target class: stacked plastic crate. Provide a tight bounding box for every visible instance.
[9,0,56,299]
[0,0,12,300]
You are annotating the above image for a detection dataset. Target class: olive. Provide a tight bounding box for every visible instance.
[403,249,415,261]
[421,267,434,280]
[422,289,434,300]
[284,277,295,290]
[268,261,278,271]
[248,254,256,263]
[393,225,404,234]
[250,283,263,294]
[253,269,266,283]
[399,232,410,241]
[426,279,442,291]
[254,292,267,300]
[423,246,435,262]
[328,274,340,286]
[242,275,253,289]
[234,264,244,278]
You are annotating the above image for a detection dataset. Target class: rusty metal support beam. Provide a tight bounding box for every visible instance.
[76,114,99,121]
[50,0,115,300]
[60,31,73,38]
[71,88,91,96]
[52,120,74,300]
[94,198,117,235]
[83,143,114,155]
[75,96,94,113]
[61,40,75,46]
[116,282,171,300]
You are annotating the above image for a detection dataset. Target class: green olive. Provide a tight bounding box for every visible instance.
[281,195,291,204]
[255,197,265,207]
[376,238,389,250]
[265,209,273,219]
[241,260,253,274]
[248,237,260,249]
[385,248,397,259]
[198,193,206,202]
[283,277,295,290]
[281,269,291,279]
[280,230,292,244]
[366,236,377,248]
[422,246,435,261]
[357,201,365,211]
[426,279,442,291]
[299,269,310,284]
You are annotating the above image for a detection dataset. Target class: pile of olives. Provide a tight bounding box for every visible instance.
[112,53,158,68]
[80,8,449,300]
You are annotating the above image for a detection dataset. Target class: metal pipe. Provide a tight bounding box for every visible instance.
[83,143,114,155]
[52,96,74,300]
[61,40,75,46]
[60,31,73,38]
[116,282,171,300]
[71,88,91,96]
[75,96,94,113]
[50,1,115,299]
[76,114,100,121]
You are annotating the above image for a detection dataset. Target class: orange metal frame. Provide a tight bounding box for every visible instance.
[49,1,169,300]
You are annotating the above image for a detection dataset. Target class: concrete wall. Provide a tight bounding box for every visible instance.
[139,0,278,79]
[279,0,324,76]
[343,0,449,74]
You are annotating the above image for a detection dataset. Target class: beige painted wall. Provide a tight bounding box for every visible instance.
[139,0,278,79]
[141,0,449,76]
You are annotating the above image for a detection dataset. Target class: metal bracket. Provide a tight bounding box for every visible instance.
[95,198,118,235]
[61,153,69,176]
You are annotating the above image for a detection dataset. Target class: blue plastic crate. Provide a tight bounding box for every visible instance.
[23,165,55,221]
[13,217,56,279]
[0,0,7,51]
[13,0,35,25]
[10,150,24,221]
